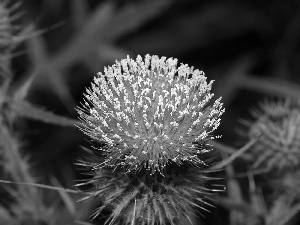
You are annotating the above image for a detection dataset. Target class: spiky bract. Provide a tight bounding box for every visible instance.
[77,55,224,174]
[82,163,220,225]
[249,99,300,171]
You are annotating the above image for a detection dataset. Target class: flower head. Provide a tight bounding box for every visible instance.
[77,55,224,174]
[249,99,300,171]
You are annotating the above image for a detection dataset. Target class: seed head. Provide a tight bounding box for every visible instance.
[77,55,224,174]
[249,99,300,171]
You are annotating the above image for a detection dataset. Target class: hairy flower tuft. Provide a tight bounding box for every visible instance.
[77,55,224,174]
[249,99,300,171]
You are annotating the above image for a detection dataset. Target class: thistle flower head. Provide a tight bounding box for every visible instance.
[77,55,224,174]
[249,99,300,171]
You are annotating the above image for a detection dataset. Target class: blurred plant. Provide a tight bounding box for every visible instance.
[0,0,50,223]
[26,0,170,110]
[248,98,300,171]
[212,97,300,225]
[1,0,300,224]
[0,1,87,224]
[77,55,224,224]
[0,0,13,80]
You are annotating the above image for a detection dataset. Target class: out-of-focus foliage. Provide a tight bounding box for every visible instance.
[1,0,300,224]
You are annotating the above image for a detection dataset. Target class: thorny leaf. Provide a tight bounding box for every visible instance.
[23,0,171,110]
[0,125,36,185]
[26,28,76,111]
[10,99,79,127]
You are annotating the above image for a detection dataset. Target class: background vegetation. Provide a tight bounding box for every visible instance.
[1,0,300,224]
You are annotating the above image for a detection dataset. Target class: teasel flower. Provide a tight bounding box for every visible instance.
[248,98,300,171]
[77,55,224,174]
[78,156,223,225]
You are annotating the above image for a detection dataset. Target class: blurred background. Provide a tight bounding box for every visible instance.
[2,0,300,224]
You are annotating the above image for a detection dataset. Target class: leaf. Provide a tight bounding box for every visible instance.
[9,25,47,102]
[0,179,82,194]
[14,24,75,112]
[10,100,79,127]
[0,125,35,184]
[12,69,38,102]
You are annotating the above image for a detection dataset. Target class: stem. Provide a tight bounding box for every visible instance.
[210,140,253,160]
[210,139,256,170]
[0,179,85,194]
